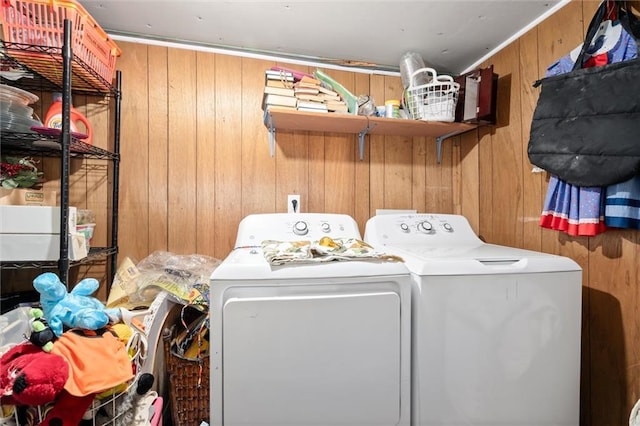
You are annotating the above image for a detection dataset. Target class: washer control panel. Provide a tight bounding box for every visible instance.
[365,213,482,247]
[235,213,361,246]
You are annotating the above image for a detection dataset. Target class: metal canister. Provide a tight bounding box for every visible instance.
[385,100,401,118]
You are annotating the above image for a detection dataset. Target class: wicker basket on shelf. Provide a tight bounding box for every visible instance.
[163,324,210,426]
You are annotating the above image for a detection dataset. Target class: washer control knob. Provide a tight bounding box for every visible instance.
[293,221,309,236]
[417,221,433,233]
[400,223,409,232]
[321,222,331,233]
[443,223,453,232]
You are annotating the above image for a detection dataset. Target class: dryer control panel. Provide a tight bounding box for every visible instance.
[235,213,362,246]
[364,213,483,247]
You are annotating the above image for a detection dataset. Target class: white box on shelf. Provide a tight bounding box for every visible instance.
[0,205,77,234]
[0,233,87,262]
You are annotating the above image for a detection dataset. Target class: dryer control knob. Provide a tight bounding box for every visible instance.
[293,221,309,236]
[321,222,331,233]
[400,223,409,232]
[443,223,453,232]
[417,221,433,233]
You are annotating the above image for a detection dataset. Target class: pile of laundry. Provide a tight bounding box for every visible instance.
[0,272,162,425]
[262,236,403,265]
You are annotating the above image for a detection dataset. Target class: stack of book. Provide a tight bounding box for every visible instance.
[295,75,349,113]
[294,75,327,113]
[262,69,296,110]
[262,68,349,114]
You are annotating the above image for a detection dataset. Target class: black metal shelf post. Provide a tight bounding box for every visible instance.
[58,19,73,285]
[110,70,122,284]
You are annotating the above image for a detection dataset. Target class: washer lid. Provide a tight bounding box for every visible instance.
[382,243,581,276]
[211,247,410,280]
[364,213,581,276]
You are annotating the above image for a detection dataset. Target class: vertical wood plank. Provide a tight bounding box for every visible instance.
[196,51,217,256]
[425,134,452,213]
[588,231,637,425]
[411,135,427,213]
[384,134,412,209]
[459,130,480,233]
[242,59,278,216]
[148,45,169,253]
[214,54,243,257]
[489,42,524,248]
[308,131,326,213]
[629,236,640,418]
[117,41,150,263]
[520,28,543,253]
[477,124,493,242]
[167,48,197,254]
[424,138,440,213]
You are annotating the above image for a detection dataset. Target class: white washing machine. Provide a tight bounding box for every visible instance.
[210,213,412,426]
[365,213,582,426]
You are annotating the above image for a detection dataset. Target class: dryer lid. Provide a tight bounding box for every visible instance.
[211,247,411,281]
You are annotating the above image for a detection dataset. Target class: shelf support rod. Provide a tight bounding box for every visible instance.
[357,121,374,161]
[265,112,276,157]
[435,130,467,164]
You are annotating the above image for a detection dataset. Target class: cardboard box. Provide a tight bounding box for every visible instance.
[0,188,57,206]
[0,205,77,234]
[0,233,87,261]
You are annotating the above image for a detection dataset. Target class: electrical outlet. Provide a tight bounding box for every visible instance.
[288,194,301,213]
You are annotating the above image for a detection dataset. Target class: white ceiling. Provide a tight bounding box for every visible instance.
[79,0,567,75]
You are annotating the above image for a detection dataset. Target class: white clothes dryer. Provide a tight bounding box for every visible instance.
[210,213,412,426]
[365,213,582,426]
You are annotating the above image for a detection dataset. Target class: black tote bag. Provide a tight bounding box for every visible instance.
[527,1,640,187]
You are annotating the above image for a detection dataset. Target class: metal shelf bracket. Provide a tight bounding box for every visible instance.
[436,129,468,164]
[357,121,375,161]
[266,113,276,157]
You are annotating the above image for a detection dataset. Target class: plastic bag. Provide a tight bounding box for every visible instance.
[107,251,220,310]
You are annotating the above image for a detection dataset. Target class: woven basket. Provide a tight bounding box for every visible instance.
[163,325,210,426]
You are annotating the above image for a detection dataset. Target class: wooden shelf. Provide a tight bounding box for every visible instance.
[264,107,478,162]
[265,108,366,133]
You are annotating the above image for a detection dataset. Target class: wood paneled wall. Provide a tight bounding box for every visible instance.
[5,0,626,423]
[115,43,459,261]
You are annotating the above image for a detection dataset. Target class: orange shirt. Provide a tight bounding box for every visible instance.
[51,329,134,396]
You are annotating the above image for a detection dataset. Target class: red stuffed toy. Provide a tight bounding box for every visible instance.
[0,342,68,406]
